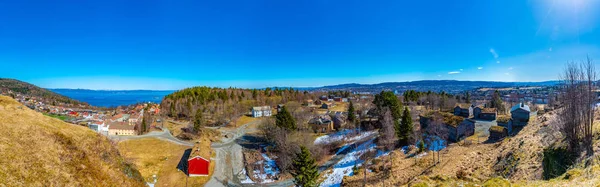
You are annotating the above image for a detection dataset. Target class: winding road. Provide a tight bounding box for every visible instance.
[108,128,194,147]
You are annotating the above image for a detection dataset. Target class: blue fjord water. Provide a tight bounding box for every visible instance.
[50,89,174,107]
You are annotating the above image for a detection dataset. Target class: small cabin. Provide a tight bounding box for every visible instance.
[473,107,497,121]
[489,126,508,140]
[446,118,475,142]
[309,115,334,133]
[453,104,474,118]
[510,103,531,126]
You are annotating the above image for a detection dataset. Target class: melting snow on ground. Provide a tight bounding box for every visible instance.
[240,168,255,184]
[320,138,378,187]
[314,129,377,145]
[240,146,282,184]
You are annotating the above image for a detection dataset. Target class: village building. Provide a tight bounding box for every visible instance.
[314,99,323,106]
[473,106,497,120]
[489,126,508,140]
[309,115,334,133]
[453,104,474,118]
[188,142,210,177]
[304,99,314,106]
[496,116,513,134]
[319,95,328,101]
[321,103,334,109]
[111,114,130,122]
[510,103,531,126]
[108,122,136,136]
[447,118,475,142]
[332,113,346,130]
[251,106,272,118]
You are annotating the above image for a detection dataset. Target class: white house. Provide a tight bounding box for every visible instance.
[252,106,272,118]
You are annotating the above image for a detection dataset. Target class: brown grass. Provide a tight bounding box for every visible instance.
[164,120,186,137]
[0,95,145,186]
[118,137,215,186]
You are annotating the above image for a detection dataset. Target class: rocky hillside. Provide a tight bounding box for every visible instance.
[0,95,144,186]
[341,110,600,186]
[0,78,88,107]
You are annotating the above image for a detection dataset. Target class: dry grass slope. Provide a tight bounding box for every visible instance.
[118,138,215,186]
[0,96,144,187]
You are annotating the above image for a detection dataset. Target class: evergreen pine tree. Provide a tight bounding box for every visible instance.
[291,146,320,187]
[141,117,147,133]
[465,92,471,103]
[275,106,296,130]
[193,109,203,132]
[398,106,413,144]
[348,101,356,124]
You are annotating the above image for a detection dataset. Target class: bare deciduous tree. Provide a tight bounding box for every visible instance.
[379,108,397,150]
[558,57,596,157]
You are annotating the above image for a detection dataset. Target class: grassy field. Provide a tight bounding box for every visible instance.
[43,113,71,121]
[164,120,186,137]
[118,138,215,186]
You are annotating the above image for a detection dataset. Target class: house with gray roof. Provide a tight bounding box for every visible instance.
[510,103,530,126]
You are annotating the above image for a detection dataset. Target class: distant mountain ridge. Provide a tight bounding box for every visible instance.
[308,80,560,93]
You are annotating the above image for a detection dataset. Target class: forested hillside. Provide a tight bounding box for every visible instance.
[0,78,88,107]
[161,86,316,124]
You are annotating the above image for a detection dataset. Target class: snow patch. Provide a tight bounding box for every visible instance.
[320,139,378,187]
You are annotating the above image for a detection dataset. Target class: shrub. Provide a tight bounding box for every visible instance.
[542,145,575,180]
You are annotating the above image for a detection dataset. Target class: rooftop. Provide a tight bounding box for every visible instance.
[510,103,531,112]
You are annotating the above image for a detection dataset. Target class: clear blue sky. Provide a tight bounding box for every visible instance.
[1,0,599,90]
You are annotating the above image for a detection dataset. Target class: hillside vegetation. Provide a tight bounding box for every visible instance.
[0,78,88,106]
[161,86,315,124]
[0,95,144,186]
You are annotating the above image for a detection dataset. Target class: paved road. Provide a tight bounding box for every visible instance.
[166,119,230,130]
[206,122,258,187]
[108,128,194,147]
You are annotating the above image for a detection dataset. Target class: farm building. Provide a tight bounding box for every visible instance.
[332,113,346,130]
[309,115,334,133]
[446,117,475,142]
[321,103,334,109]
[188,143,210,177]
[510,103,531,126]
[419,111,453,131]
[473,107,497,120]
[496,116,513,134]
[251,106,272,118]
[453,104,474,118]
[489,126,508,140]
[314,99,323,106]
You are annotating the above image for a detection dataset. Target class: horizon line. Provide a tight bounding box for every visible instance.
[44,79,560,91]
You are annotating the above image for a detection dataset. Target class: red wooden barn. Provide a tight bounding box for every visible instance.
[188,156,210,176]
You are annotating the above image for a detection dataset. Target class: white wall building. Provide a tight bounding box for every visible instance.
[252,106,272,118]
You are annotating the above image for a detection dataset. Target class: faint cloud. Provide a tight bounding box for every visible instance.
[504,72,510,75]
[490,48,499,59]
[448,71,461,75]
[549,47,553,52]
[437,75,442,77]
[496,61,501,64]
[459,69,464,71]
[477,67,483,70]
[508,67,513,70]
